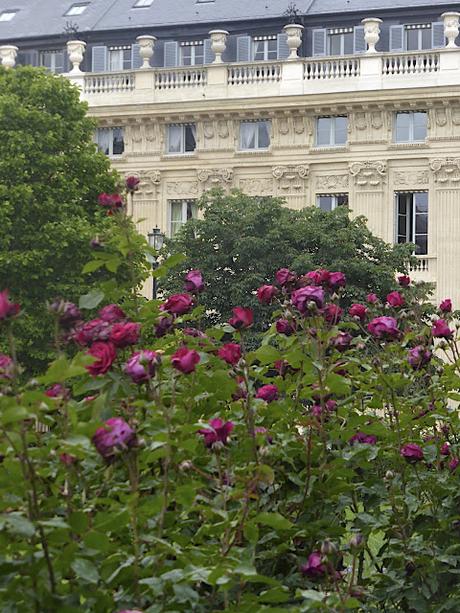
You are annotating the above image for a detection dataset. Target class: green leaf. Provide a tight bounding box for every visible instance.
[176,484,196,508]
[71,558,100,584]
[0,406,33,425]
[82,260,104,274]
[259,586,290,603]
[255,512,293,531]
[243,521,259,545]
[39,354,93,385]
[79,289,105,310]
[2,514,35,537]
[69,511,89,534]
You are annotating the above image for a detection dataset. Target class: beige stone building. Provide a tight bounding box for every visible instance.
[2,0,460,302]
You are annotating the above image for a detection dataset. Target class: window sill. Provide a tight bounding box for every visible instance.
[235,148,272,156]
[161,152,197,159]
[389,141,428,149]
[311,146,348,153]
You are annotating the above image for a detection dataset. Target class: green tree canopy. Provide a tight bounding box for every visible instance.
[0,66,139,371]
[163,189,417,328]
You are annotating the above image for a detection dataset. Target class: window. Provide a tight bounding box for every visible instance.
[253,37,278,61]
[239,121,271,150]
[328,31,354,55]
[169,200,198,236]
[65,3,89,16]
[108,47,132,71]
[0,10,18,21]
[405,24,432,51]
[316,116,348,147]
[166,124,196,154]
[133,0,153,6]
[180,43,204,66]
[396,192,428,255]
[394,112,427,143]
[95,127,125,157]
[40,50,65,74]
[317,194,349,212]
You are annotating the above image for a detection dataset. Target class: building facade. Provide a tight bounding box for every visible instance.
[2,0,460,302]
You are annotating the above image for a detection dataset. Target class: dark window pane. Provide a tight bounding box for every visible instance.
[185,125,196,152]
[415,235,427,255]
[406,29,419,51]
[415,215,428,234]
[112,128,124,155]
[343,32,353,54]
[398,216,408,237]
[318,196,333,212]
[258,121,270,148]
[337,194,349,207]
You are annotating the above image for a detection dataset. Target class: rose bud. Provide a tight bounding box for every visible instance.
[198,418,234,448]
[275,268,296,286]
[323,304,343,324]
[400,443,424,463]
[349,432,377,445]
[218,343,242,366]
[123,350,161,384]
[90,236,103,250]
[86,342,117,376]
[349,303,368,321]
[184,270,204,293]
[449,457,459,472]
[45,384,69,399]
[125,175,140,193]
[171,347,200,374]
[367,316,399,340]
[257,284,278,305]
[162,293,194,316]
[300,552,327,579]
[331,332,352,352]
[439,298,452,313]
[0,354,15,380]
[440,442,451,456]
[255,384,278,403]
[386,291,405,308]
[398,275,411,287]
[432,319,453,339]
[275,318,296,336]
[155,316,174,338]
[59,453,77,466]
[349,534,365,551]
[229,307,253,330]
[366,293,378,304]
[0,290,20,320]
[92,417,137,460]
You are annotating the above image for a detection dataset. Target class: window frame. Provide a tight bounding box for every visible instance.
[39,50,65,74]
[328,31,354,56]
[166,124,197,155]
[252,38,278,61]
[65,3,89,16]
[395,191,428,256]
[108,47,132,72]
[95,127,125,158]
[405,24,431,51]
[316,193,349,212]
[239,120,271,151]
[394,111,428,144]
[180,44,204,66]
[168,199,198,237]
[315,116,348,147]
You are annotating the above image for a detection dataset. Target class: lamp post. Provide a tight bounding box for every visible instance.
[147,227,165,300]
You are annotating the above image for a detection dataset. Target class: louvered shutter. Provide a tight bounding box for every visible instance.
[312,29,327,56]
[203,38,214,64]
[277,32,290,59]
[236,35,251,62]
[353,26,366,53]
[91,45,107,72]
[432,22,445,49]
[389,25,405,52]
[164,41,178,67]
[131,43,143,69]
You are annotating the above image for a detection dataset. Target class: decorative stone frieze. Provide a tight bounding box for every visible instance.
[316,174,349,191]
[393,170,429,186]
[197,168,233,191]
[272,165,309,192]
[430,158,460,184]
[239,177,274,196]
[349,161,387,187]
[132,170,161,197]
[166,181,199,197]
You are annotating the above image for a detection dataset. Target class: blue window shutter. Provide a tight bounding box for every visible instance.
[432,22,445,49]
[91,46,107,72]
[389,25,405,52]
[277,33,290,59]
[131,43,143,69]
[164,41,178,67]
[236,35,251,62]
[312,29,327,56]
[204,38,214,64]
[353,26,366,54]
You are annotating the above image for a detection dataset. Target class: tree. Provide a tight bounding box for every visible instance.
[0,66,144,371]
[163,189,418,328]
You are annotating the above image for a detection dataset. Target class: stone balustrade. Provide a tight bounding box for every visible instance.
[409,256,437,283]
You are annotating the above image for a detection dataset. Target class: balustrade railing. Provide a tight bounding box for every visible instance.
[382,51,440,75]
[83,71,135,94]
[409,256,436,273]
[303,57,360,80]
[227,62,282,85]
[154,67,207,89]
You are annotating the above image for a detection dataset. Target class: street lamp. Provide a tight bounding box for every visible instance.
[147,226,165,299]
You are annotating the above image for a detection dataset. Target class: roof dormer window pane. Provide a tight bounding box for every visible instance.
[0,11,18,22]
[133,0,153,6]
[65,3,89,16]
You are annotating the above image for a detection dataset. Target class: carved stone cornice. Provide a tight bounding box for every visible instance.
[430,158,460,184]
[349,161,387,188]
[127,170,161,198]
[197,168,233,190]
[272,165,309,192]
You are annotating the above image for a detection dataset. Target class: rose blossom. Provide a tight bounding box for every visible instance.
[49,300,81,328]
[275,319,296,336]
[331,332,352,352]
[0,290,20,320]
[198,418,234,448]
[349,303,368,321]
[155,316,174,338]
[432,319,453,339]
[275,268,296,286]
[0,354,14,380]
[300,552,327,579]
[328,271,346,291]
[291,286,324,313]
[92,417,136,460]
[400,443,424,463]
[97,193,123,214]
[162,293,194,316]
[125,175,140,192]
[257,285,278,305]
[366,293,378,304]
[171,347,200,374]
[305,269,330,286]
[123,350,160,384]
[229,307,253,329]
[45,384,69,398]
[218,343,242,365]
[386,291,405,308]
[398,275,411,287]
[74,319,112,346]
[183,327,206,339]
[367,316,399,340]
[110,322,140,348]
[408,345,432,369]
[449,457,459,472]
[98,304,126,323]
[323,303,343,324]
[255,384,278,403]
[87,342,117,376]
[439,298,452,313]
[184,270,204,293]
[349,432,377,445]
[440,442,451,456]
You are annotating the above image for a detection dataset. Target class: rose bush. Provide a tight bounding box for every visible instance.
[2,191,460,612]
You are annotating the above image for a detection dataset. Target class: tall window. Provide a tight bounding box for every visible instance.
[396,192,428,255]
[108,47,132,71]
[328,30,354,55]
[169,200,198,236]
[405,24,432,51]
[40,50,65,74]
[95,127,125,157]
[239,121,271,150]
[394,112,427,143]
[253,37,278,61]
[316,116,348,147]
[166,124,196,154]
[180,43,204,66]
[317,194,349,212]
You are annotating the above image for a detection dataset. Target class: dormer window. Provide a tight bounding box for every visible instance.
[0,10,18,22]
[65,3,89,16]
[133,0,153,6]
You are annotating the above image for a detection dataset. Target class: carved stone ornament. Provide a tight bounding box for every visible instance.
[203,121,215,140]
[316,174,349,190]
[239,177,274,196]
[349,161,387,187]
[430,158,460,184]
[293,115,305,134]
[217,120,230,139]
[197,168,233,190]
[166,181,199,197]
[272,165,309,191]
[355,112,368,131]
[435,108,449,127]
[126,170,161,198]
[393,170,429,186]
[371,111,384,130]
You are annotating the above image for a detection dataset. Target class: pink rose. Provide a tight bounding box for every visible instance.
[125,175,140,192]
[398,275,411,287]
[155,316,174,338]
[300,552,327,579]
[305,269,330,286]
[386,291,405,308]
[400,443,424,463]
[331,332,352,352]
[366,293,378,304]
[275,268,296,286]
[198,418,234,448]
[74,318,112,346]
[367,316,399,339]
[123,350,160,384]
[171,347,200,374]
[92,417,136,460]
[255,384,278,403]
[229,307,253,329]
[328,271,346,291]
[275,319,296,336]
[218,343,242,365]
[349,303,368,321]
[439,299,452,313]
[291,286,324,313]
[86,342,117,376]
[323,303,343,324]
[449,457,459,472]
[0,290,20,320]
[257,285,278,305]
[440,442,451,456]
[432,319,453,339]
[349,432,377,445]
[98,304,126,323]
[408,346,431,369]
[97,193,123,214]
[184,270,204,293]
[0,354,15,380]
[110,322,140,348]
[162,293,194,316]
[45,384,69,399]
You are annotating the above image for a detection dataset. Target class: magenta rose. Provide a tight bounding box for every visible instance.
[0,354,14,379]
[366,293,378,304]
[198,418,234,448]
[257,285,278,305]
[125,175,140,192]
[328,271,346,291]
[367,316,399,340]
[155,316,174,338]
[331,332,352,352]
[275,319,296,336]
[86,342,117,376]
[432,319,453,339]
[323,303,343,324]
[162,293,194,316]
[184,270,204,293]
[255,384,278,403]
[440,442,451,456]
[99,304,126,323]
[171,347,200,374]
[45,384,69,398]
[97,193,123,214]
[439,298,452,313]
[123,350,160,384]
[0,290,20,320]
[291,286,325,313]
[110,322,140,348]
[349,303,368,321]
[92,417,136,460]
[449,457,459,472]
[386,291,405,308]
[59,453,77,466]
[305,269,330,286]
[218,343,242,365]
[408,345,432,369]
[400,443,424,463]
[398,275,411,287]
[275,268,296,286]
[300,552,327,579]
[74,318,112,346]
[349,432,377,445]
[229,307,253,329]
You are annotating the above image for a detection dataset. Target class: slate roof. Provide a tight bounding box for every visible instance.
[0,0,459,42]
